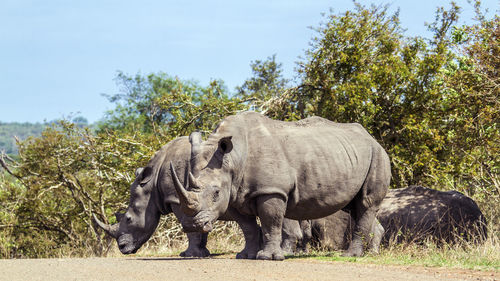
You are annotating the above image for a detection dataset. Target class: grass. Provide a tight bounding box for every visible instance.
[127,220,499,272]
[287,233,500,272]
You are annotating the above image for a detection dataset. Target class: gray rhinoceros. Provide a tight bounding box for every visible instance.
[93,137,211,256]
[170,112,391,259]
[378,185,487,244]
[93,136,303,258]
[299,185,487,251]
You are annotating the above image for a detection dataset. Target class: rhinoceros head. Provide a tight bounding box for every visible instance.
[94,165,162,254]
[170,131,235,233]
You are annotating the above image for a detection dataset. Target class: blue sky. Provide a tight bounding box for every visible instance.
[0,0,498,123]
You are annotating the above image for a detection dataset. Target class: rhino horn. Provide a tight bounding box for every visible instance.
[93,213,119,238]
[189,131,202,156]
[170,162,201,216]
[189,131,202,177]
[188,171,201,190]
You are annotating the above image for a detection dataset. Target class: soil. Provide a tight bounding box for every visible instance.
[0,255,497,281]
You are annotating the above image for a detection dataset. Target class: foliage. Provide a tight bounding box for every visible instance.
[236,54,289,110]
[0,2,498,262]
[0,121,153,257]
[100,72,246,141]
[0,73,248,257]
[439,12,499,224]
[262,2,499,216]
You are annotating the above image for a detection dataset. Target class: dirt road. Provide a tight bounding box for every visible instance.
[0,256,496,281]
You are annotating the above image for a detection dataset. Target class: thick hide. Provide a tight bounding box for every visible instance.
[298,186,487,251]
[94,136,304,258]
[176,112,391,259]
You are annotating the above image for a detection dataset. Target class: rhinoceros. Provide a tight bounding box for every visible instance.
[93,137,212,256]
[93,136,304,257]
[170,112,391,259]
[379,185,487,244]
[297,185,487,251]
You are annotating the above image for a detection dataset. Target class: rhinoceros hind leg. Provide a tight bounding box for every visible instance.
[344,146,390,257]
[367,219,384,254]
[343,206,378,257]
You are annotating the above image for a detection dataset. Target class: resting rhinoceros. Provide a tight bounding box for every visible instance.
[379,185,487,244]
[170,112,391,259]
[297,185,487,251]
[93,136,304,257]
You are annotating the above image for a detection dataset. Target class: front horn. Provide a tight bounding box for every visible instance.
[169,162,201,216]
[93,213,119,238]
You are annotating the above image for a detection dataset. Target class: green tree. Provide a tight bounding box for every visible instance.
[0,72,248,257]
[437,10,499,208]
[100,72,246,144]
[236,54,289,110]
[0,121,153,257]
[264,3,463,189]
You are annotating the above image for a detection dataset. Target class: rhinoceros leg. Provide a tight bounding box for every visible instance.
[295,220,312,253]
[367,218,384,254]
[180,232,210,257]
[256,194,286,261]
[171,203,211,257]
[343,206,376,257]
[343,149,389,257]
[281,219,303,255]
[225,208,261,259]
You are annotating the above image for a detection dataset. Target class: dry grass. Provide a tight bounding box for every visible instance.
[126,216,245,257]
[296,220,499,272]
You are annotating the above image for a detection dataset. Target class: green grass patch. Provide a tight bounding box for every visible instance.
[288,236,500,272]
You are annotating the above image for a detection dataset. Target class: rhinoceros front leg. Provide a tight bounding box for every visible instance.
[172,203,210,257]
[180,232,210,257]
[256,194,286,261]
[224,208,261,259]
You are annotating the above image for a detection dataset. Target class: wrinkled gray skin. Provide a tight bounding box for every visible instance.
[297,186,487,251]
[92,136,302,258]
[297,212,384,253]
[171,112,391,260]
[93,137,212,256]
[378,185,488,244]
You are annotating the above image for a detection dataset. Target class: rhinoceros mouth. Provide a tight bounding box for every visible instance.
[181,211,215,233]
[117,234,142,254]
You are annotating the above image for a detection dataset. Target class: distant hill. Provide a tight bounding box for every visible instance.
[0,122,46,155]
[0,117,90,155]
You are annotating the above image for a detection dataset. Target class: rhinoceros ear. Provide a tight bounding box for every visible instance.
[137,166,153,186]
[218,136,233,154]
[135,167,144,178]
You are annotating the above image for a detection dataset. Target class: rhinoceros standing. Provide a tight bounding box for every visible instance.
[298,185,487,251]
[171,112,391,259]
[93,136,304,257]
[93,137,211,256]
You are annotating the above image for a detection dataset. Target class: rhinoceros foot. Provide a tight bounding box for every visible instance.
[180,246,210,258]
[342,241,363,257]
[236,250,257,259]
[256,248,285,261]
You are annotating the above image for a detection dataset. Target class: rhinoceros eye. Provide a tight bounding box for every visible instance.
[212,190,220,202]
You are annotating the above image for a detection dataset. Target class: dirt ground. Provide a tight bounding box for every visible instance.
[0,255,497,281]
